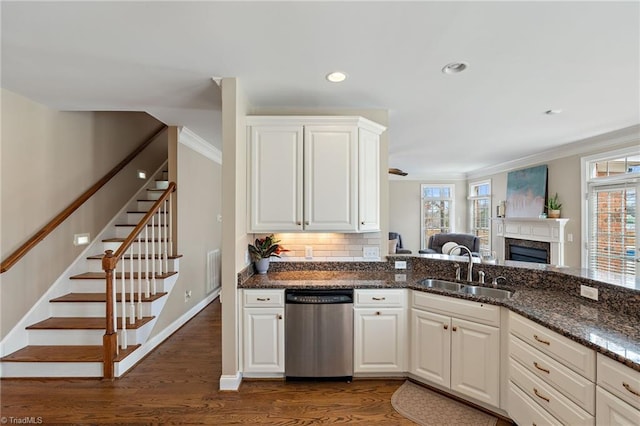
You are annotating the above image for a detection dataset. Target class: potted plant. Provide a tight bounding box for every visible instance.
[546,192,562,218]
[248,234,288,274]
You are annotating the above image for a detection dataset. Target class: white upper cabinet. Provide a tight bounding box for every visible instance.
[247,116,385,233]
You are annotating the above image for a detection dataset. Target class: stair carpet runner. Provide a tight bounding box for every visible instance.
[0,171,180,378]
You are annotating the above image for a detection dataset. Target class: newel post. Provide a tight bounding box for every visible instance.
[102,250,118,380]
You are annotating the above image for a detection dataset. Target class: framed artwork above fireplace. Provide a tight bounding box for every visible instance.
[505,164,548,218]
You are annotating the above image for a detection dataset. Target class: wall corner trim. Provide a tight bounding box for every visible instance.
[219,372,243,391]
[179,126,222,164]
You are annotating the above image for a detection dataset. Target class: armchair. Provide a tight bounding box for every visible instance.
[388,232,412,254]
[419,233,480,256]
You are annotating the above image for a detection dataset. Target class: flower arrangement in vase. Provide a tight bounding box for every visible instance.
[546,193,562,218]
[248,234,288,274]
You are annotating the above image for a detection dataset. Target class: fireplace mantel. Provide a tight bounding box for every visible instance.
[493,217,569,266]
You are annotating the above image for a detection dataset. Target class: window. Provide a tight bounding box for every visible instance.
[469,180,491,251]
[421,184,454,248]
[583,149,639,277]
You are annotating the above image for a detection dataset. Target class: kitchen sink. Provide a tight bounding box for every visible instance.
[419,279,465,292]
[418,279,512,300]
[462,286,512,299]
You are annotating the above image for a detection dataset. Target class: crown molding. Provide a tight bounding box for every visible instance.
[466,124,640,180]
[178,127,222,164]
[389,171,467,181]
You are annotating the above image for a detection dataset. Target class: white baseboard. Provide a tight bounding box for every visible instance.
[116,289,220,377]
[219,372,243,391]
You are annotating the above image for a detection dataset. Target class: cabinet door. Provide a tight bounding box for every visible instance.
[411,309,451,387]
[354,308,406,373]
[596,387,640,426]
[243,308,285,373]
[248,125,303,232]
[358,127,380,231]
[304,125,358,231]
[451,317,500,406]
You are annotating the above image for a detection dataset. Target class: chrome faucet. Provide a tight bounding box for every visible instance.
[448,245,473,282]
[478,270,485,284]
[492,276,506,288]
[453,263,461,281]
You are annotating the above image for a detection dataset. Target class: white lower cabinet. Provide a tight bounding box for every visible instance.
[410,291,501,407]
[353,289,406,374]
[242,290,285,375]
[596,353,640,426]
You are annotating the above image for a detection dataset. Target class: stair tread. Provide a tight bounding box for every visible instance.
[26,316,154,330]
[86,253,182,260]
[70,271,177,279]
[1,345,139,362]
[51,292,168,303]
[102,237,169,242]
[147,189,166,192]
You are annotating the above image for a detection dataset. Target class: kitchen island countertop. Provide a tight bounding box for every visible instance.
[240,269,640,372]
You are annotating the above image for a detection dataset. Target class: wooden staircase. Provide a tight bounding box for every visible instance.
[0,170,180,378]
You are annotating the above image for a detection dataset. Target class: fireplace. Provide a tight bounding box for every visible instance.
[505,238,550,264]
[493,217,569,266]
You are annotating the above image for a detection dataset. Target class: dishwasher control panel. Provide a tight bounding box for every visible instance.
[285,289,353,304]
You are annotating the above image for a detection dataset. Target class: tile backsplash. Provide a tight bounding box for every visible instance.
[254,232,382,261]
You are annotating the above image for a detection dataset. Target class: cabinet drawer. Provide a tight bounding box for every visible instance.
[509,381,561,426]
[597,353,640,410]
[509,311,596,380]
[243,290,284,307]
[412,291,500,327]
[355,289,406,307]
[509,334,595,414]
[510,359,594,425]
[596,386,640,426]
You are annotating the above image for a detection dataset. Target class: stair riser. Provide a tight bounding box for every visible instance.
[103,242,173,256]
[69,279,171,293]
[155,180,169,190]
[0,362,103,378]
[126,212,168,223]
[115,226,169,239]
[85,258,178,273]
[50,302,157,318]
[146,191,164,200]
[28,327,149,346]
[137,200,169,211]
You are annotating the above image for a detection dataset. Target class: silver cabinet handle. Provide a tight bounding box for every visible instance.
[372,297,386,301]
[623,382,640,397]
[256,297,270,301]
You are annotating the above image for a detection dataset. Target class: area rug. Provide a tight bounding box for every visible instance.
[391,381,498,426]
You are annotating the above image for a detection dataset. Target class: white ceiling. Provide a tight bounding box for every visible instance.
[2,1,639,178]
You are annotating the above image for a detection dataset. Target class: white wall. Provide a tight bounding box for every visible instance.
[389,179,468,253]
[0,89,166,339]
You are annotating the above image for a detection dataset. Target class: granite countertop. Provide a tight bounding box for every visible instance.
[241,270,640,372]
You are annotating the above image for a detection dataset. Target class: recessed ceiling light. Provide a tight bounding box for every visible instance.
[545,109,563,115]
[442,62,468,74]
[326,71,347,83]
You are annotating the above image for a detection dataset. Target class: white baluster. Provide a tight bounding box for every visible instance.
[145,224,150,298]
[163,199,169,273]
[137,233,142,320]
[151,213,157,295]
[169,192,173,257]
[121,258,127,350]
[113,264,119,355]
[129,246,135,325]
[157,209,163,276]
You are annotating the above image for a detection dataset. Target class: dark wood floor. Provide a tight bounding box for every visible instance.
[1,300,511,425]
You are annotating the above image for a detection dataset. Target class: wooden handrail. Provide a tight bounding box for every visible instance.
[1,124,168,274]
[102,181,176,380]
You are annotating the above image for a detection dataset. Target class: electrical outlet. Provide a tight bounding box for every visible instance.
[363,247,380,258]
[580,285,598,301]
[567,233,573,242]
[395,274,406,282]
[305,246,313,259]
[184,290,192,302]
[395,260,407,269]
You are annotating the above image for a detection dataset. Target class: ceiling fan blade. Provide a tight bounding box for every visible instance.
[388,168,408,176]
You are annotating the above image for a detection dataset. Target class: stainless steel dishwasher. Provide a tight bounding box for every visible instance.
[285,289,353,380]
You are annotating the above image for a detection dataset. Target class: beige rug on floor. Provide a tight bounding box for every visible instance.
[391,381,498,426]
